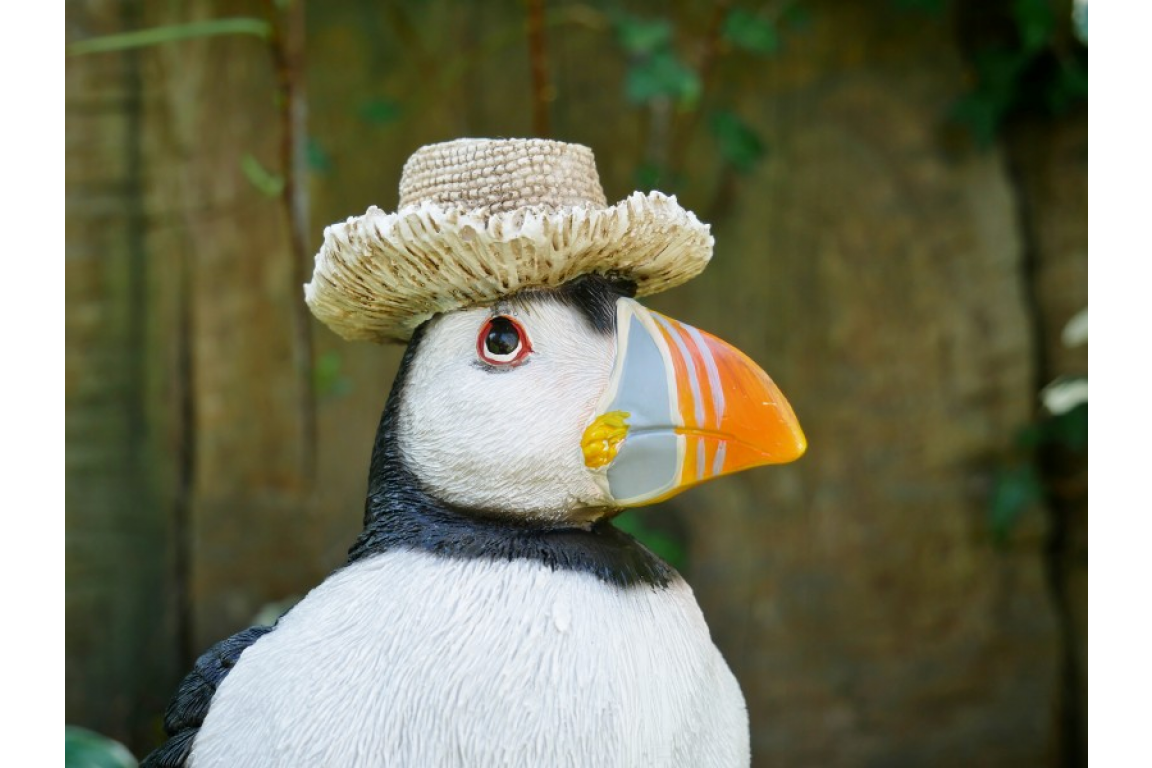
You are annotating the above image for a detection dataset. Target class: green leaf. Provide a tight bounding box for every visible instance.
[1040,375,1088,415]
[1044,57,1088,114]
[1061,307,1088,348]
[313,350,351,398]
[1014,421,1045,450]
[306,137,333,174]
[989,464,1043,544]
[972,46,1028,100]
[891,0,949,15]
[722,9,779,55]
[615,14,674,55]
[781,3,814,31]
[1044,402,1088,453]
[950,94,1001,147]
[1073,0,1088,44]
[950,47,1027,146]
[634,162,666,189]
[625,49,701,107]
[240,153,285,198]
[68,17,271,56]
[1012,0,1055,54]
[66,726,137,768]
[358,98,403,126]
[709,109,766,172]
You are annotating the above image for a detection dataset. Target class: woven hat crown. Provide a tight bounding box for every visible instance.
[398,138,609,213]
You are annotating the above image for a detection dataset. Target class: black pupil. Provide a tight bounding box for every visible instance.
[485,317,520,357]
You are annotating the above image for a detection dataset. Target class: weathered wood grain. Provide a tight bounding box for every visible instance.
[66,0,180,748]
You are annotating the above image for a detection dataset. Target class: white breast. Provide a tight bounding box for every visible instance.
[190,550,748,767]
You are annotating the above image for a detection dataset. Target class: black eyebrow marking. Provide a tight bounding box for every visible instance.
[505,274,637,335]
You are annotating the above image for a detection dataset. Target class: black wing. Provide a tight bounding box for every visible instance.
[140,625,275,768]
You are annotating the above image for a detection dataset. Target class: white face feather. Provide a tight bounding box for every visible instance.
[396,298,617,523]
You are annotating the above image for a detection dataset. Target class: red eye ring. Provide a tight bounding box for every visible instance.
[477,315,533,368]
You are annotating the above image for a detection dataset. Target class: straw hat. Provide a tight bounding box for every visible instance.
[305,138,714,343]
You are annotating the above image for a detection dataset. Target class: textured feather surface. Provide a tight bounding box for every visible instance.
[141,626,274,768]
[188,550,748,767]
[394,301,616,522]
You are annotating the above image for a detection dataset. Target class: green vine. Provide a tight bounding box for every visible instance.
[953,0,1088,146]
[610,3,806,194]
[67,18,271,56]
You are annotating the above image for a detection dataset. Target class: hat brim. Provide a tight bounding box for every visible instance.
[305,191,713,343]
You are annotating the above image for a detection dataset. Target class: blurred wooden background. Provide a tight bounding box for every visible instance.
[66,0,1087,764]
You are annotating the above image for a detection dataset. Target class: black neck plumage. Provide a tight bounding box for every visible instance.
[347,318,674,590]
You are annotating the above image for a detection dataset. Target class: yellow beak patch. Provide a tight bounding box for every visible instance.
[581,411,630,470]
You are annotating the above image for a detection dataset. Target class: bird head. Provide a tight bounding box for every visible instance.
[386,275,806,527]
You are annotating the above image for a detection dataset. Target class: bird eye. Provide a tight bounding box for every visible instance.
[477,315,532,367]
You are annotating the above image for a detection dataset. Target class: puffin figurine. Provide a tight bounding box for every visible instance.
[143,138,806,767]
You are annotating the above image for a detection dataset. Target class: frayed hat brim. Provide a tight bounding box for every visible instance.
[305,191,712,343]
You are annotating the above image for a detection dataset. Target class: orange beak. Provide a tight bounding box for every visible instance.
[582,298,806,507]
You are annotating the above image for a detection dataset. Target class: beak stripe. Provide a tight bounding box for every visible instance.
[712,441,727,477]
[651,315,708,485]
[684,324,726,427]
[653,315,707,429]
[652,313,732,486]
